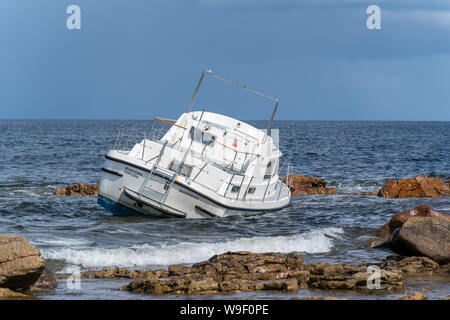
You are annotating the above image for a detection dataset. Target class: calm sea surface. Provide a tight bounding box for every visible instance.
[0,120,449,299]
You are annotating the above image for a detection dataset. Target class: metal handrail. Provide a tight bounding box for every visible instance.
[186,69,279,144]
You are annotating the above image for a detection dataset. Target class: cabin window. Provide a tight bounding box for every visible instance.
[248,187,256,194]
[264,160,274,180]
[231,185,240,193]
[189,127,215,146]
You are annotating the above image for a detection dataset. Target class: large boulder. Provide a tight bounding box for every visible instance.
[0,234,45,290]
[377,176,450,198]
[54,182,99,196]
[283,175,336,196]
[389,217,450,264]
[373,205,447,237]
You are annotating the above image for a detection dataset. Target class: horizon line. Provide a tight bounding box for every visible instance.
[0,118,449,122]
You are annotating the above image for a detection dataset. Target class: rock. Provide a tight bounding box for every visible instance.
[380,256,441,274]
[120,277,219,295]
[120,251,404,295]
[54,182,99,196]
[33,267,57,289]
[397,292,427,300]
[0,288,34,300]
[283,175,336,195]
[305,262,403,291]
[366,237,390,248]
[389,217,450,264]
[377,176,450,198]
[373,205,447,237]
[0,234,45,290]
[82,267,168,280]
[297,296,347,300]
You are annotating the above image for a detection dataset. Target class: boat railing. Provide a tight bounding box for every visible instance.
[111,124,292,202]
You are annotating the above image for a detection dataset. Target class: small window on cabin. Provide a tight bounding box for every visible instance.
[203,134,215,146]
[190,127,215,146]
[248,187,256,194]
[264,161,273,180]
[231,185,240,193]
[189,127,201,142]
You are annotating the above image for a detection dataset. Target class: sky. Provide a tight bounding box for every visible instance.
[0,0,449,121]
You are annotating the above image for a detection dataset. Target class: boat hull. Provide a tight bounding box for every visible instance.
[98,152,290,219]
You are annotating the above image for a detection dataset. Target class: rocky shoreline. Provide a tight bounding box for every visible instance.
[54,176,450,199]
[74,253,449,299]
[1,215,449,299]
[1,175,447,299]
[283,175,450,198]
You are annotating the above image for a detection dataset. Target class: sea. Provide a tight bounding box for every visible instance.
[0,120,449,300]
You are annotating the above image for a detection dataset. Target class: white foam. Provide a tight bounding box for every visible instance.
[333,182,380,194]
[41,227,344,268]
[33,238,92,247]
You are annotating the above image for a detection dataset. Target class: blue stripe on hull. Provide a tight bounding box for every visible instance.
[97,194,142,216]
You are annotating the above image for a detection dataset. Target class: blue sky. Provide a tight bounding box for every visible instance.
[0,0,449,120]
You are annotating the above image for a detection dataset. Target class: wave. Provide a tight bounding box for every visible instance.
[32,238,93,247]
[331,181,382,194]
[41,227,344,269]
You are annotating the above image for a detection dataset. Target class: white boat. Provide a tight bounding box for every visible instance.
[98,70,291,218]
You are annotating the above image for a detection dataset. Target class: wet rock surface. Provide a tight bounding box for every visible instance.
[377,176,450,198]
[82,267,168,280]
[0,287,34,299]
[33,267,58,289]
[397,292,427,300]
[54,182,99,196]
[380,256,443,275]
[283,175,336,196]
[116,251,406,295]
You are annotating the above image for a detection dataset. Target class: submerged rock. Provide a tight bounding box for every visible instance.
[54,182,99,196]
[0,234,45,290]
[283,175,336,196]
[297,296,348,300]
[397,292,427,300]
[377,176,450,199]
[33,267,57,289]
[118,251,403,295]
[389,217,450,265]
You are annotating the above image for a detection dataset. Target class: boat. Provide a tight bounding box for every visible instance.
[97,70,291,218]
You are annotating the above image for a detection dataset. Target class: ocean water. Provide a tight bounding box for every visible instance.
[0,120,449,299]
